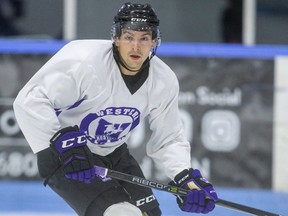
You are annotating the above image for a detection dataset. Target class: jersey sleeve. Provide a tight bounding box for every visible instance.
[146,69,192,180]
[13,41,95,153]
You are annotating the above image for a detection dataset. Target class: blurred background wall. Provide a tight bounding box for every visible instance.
[2,0,288,44]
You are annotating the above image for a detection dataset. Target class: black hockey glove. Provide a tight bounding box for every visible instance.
[50,125,96,184]
[169,168,218,214]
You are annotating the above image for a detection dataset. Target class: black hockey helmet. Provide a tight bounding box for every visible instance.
[111,2,161,46]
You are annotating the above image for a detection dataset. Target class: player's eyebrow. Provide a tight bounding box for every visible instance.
[122,30,152,37]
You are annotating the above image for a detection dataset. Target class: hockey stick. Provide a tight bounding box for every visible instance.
[94,165,282,216]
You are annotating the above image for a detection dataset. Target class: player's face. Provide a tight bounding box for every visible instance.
[115,29,156,75]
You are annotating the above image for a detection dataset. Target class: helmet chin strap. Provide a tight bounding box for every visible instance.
[113,44,156,73]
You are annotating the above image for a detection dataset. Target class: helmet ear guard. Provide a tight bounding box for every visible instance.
[111,2,161,47]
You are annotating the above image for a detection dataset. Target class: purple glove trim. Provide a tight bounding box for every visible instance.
[191,179,217,201]
[63,155,88,166]
[181,169,218,202]
[65,167,96,184]
[94,166,112,182]
[181,190,216,214]
[202,200,216,214]
[54,131,87,154]
[64,156,73,165]
[94,166,106,177]
[202,185,218,201]
[172,168,218,214]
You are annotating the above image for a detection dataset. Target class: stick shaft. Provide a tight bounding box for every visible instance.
[95,166,281,216]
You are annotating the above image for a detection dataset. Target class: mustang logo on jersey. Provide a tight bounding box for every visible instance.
[80,107,140,145]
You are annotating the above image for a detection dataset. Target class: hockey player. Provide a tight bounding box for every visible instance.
[13,2,218,216]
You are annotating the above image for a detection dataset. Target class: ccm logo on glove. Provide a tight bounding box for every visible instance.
[61,135,86,148]
[177,174,190,185]
[50,126,88,153]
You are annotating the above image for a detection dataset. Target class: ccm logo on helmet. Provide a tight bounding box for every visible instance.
[62,135,87,148]
[131,18,147,22]
[136,195,156,206]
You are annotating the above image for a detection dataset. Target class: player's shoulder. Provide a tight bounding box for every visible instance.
[66,39,112,50]
[151,56,178,83]
[55,39,113,61]
[148,56,179,97]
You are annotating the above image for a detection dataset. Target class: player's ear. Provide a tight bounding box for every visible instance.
[151,40,157,49]
[114,37,120,47]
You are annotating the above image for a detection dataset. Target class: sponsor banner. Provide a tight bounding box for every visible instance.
[0,54,274,189]
[129,57,274,189]
[0,54,50,180]
[0,146,39,180]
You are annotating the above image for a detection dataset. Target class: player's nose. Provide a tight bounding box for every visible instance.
[131,39,141,48]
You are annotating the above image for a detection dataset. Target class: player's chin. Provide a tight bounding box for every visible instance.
[127,63,142,71]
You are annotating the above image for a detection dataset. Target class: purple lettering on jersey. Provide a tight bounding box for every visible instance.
[80,107,140,145]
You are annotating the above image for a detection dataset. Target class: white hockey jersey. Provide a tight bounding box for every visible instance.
[13,40,191,179]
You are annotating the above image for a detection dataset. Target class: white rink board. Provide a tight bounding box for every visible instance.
[273,56,288,192]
